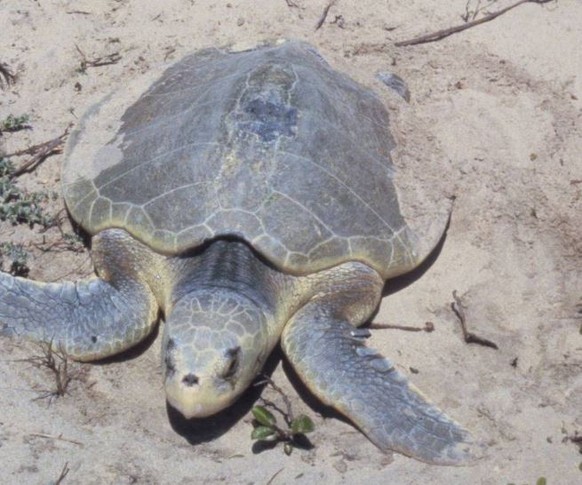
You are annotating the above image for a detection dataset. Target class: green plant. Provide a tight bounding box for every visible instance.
[0,241,30,276]
[0,113,30,132]
[250,377,315,455]
[61,231,85,252]
[0,157,56,227]
[251,405,315,455]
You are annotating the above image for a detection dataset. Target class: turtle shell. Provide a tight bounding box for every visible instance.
[62,40,415,278]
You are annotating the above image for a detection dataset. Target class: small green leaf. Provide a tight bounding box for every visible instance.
[252,406,276,427]
[536,478,547,485]
[291,414,315,435]
[284,442,294,455]
[251,425,276,441]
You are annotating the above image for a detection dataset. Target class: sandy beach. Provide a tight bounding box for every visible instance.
[1,1,581,483]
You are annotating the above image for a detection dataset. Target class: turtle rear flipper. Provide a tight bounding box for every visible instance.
[281,292,480,465]
[0,229,159,360]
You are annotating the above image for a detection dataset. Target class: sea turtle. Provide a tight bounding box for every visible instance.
[0,40,478,465]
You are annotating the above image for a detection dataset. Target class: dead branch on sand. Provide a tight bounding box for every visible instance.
[7,128,70,178]
[315,0,337,31]
[396,0,555,47]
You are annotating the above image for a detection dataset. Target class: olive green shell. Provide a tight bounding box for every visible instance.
[62,41,415,278]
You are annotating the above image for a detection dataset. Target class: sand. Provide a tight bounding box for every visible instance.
[0,1,581,484]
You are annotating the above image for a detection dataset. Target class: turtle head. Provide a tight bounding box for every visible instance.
[162,288,270,418]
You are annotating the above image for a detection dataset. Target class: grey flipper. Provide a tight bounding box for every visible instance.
[281,303,479,465]
[0,229,159,360]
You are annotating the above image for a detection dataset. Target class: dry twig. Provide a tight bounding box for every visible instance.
[7,128,70,178]
[21,342,77,402]
[255,375,295,425]
[0,62,16,88]
[75,44,121,72]
[462,0,501,22]
[266,468,285,485]
[54,463,70,485]
[29,433,84,446]
[315,0,337,31]
[370,321,434,332]
[395,0,554,47]
[451,290,498,349]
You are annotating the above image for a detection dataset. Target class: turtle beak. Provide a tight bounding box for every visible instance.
[165,374,233,418]
[162,337,240,418]
[161,287,271,419]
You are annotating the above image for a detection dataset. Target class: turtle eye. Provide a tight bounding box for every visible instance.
[164,353,176,376]
[222,346,241,380]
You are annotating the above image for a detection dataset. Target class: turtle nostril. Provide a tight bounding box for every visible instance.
[182,373,199,387]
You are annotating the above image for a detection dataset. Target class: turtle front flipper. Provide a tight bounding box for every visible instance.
[281,296,480,465]
[0,229,160,360]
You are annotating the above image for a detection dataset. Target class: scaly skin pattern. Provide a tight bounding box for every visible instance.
[62,41,418,279]
[162,286,274,417]
[280,282,478,465]
[267,256,479,465]
[0,38,477,465]
[160,238,479,464]
[0,230,479,464]
[0,229,160,360]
